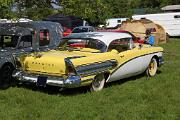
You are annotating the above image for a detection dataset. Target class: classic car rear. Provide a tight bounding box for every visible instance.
[13,32,164,91]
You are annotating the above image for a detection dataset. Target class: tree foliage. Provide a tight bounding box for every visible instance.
[59,0,111,25]
[1,0,180,25]
[0,0,14,18]
[13,0,56,20]
[103,0,133,18]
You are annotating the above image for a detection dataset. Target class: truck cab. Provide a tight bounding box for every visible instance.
[0,21,63,89]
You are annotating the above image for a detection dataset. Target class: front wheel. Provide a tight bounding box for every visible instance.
[146,58,158,77]
[0,65,13,89]
[90,74,105,92]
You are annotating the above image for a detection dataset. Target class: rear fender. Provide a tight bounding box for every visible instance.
[67,54,118,77]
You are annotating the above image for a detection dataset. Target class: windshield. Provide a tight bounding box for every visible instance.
[60,38,107,52]
[0,35,19,48]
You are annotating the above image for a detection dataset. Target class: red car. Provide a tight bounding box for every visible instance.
[63,27,72,37]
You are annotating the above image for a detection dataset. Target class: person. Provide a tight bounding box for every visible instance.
[144,29,155,46]
[148,34,155,45]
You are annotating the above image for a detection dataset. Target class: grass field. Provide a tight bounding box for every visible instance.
[0,38,180,120]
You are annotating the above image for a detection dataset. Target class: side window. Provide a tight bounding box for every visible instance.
[39,29,50,46]
[18,35,32,48]
[0,35,19,47]
[117,20,121,23]
[174,15,180,18]
[108,38,131,52]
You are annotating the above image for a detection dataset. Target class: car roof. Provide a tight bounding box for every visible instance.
[96,29,136,39]
[0,21,63,36]
[64,32,132,46]
[0,21,62,30]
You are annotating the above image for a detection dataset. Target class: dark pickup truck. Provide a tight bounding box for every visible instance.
[0,21,63,89]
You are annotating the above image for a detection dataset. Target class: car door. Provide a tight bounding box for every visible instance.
[108,38,143,82]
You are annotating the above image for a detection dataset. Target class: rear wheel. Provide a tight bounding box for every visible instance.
[0,65,13,89]
[146,58,158,77]
[90,74,105,92]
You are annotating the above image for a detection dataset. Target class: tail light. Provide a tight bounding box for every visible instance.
[63,27,72,37]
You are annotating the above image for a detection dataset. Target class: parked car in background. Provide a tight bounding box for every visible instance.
[0,21,63,89]
[65,26,95,37]
[63,27,72,37]
[43,14,89,37]
[72,26,95,33]
[13,32,163,92]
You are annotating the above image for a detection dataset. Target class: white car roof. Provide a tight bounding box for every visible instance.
[66,32,132,46]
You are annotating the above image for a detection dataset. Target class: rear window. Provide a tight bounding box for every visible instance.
[39,29,50,46]
[60,38,107,52]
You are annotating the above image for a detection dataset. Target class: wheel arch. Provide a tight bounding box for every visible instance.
[0,62,15,89]
[1,62,15,71]
[152,55,160,67]
[103,72,111,82]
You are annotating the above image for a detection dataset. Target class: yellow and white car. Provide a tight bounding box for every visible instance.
[13,32,164,91]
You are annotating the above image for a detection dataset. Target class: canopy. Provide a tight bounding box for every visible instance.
[119,19,168,44]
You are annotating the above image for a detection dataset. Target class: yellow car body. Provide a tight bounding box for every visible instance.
[13,32,163,90]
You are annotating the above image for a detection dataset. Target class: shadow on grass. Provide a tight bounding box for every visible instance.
[16,82,90,96]
[14,70,162,96]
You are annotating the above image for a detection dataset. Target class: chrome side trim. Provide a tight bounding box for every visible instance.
[76,60,117,76]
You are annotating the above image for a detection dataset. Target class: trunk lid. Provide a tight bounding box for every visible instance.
[21,50,93,76]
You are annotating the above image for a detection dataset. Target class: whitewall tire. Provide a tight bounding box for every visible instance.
[146,57,158,77]
[90,74,105,92]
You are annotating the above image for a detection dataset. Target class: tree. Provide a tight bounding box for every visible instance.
[103,0,133,18]
[60,0,111,25]
[13,0,57,20]
[0,0,14,18]
[1,0,180,25]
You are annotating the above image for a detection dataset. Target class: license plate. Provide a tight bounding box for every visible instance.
[37,76,47,87]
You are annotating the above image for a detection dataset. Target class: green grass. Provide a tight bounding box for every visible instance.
[0,38,180,120]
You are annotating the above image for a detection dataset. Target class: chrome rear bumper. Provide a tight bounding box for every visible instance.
[12,70,81,88]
